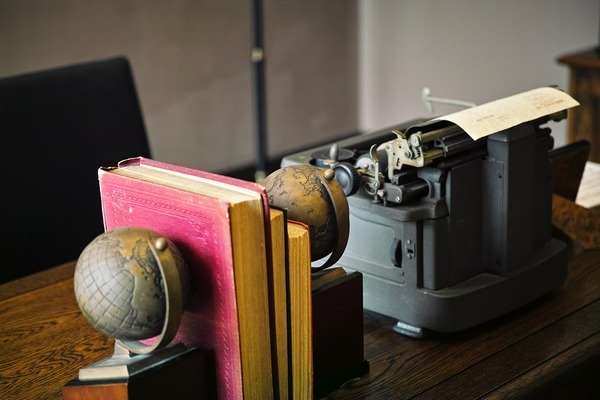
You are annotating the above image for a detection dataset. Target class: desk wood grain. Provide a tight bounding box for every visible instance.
[0,264,113,400]
[0,249,598,400]
[327,248,600,399]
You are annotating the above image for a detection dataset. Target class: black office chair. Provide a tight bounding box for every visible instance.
[0,57,151,284]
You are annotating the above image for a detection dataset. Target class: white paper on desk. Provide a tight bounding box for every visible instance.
[435,87,580,140]
[576,161,600,209]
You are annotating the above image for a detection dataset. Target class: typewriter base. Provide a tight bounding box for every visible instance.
[342,239,567,336]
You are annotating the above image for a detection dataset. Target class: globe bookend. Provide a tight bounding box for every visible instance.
[63,227,215,400]
[263,165,369,396]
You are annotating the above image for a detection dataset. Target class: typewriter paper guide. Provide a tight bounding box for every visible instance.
[435,87,580,140]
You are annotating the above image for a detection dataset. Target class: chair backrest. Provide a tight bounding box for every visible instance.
[0,57,151,283]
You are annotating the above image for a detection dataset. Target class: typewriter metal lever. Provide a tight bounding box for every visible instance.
[363,144,385,203]
[331,144,383,202]
[421,86,476,113]
[384,126,463,178]
[386,130,426,178]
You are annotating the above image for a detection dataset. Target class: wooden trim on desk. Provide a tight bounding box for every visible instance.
[0,260,76,301]
[557,47,600,70]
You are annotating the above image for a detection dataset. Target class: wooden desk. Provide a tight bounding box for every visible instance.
[0,263,113,400]
[1,248,599,399]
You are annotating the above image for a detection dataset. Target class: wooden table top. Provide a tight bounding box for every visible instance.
[1,244,598,399]
[0,262,113,400]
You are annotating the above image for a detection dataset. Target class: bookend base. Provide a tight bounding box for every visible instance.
[312,271,369,398]
[62,347,216,400]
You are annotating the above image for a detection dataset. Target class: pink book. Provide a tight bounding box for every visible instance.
[130,157,284,396]
[98,157,274,399]
[123,157,283,396]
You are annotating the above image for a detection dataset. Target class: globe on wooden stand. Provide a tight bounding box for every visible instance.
[263,164,369,397]
[63,227,214,400]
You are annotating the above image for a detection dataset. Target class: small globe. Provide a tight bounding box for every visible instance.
[74,227,189,342]
[263,164,345,261]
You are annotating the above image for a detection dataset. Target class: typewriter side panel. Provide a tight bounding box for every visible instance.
[483,124,536,275]
[430,157,484,289]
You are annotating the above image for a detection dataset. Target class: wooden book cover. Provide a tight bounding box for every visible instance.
[98,158,274,399]
[286,220,313,398]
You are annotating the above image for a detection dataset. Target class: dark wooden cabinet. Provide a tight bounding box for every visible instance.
[558,47,600,162]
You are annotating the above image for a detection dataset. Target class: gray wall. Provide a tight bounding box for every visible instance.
[0,0,358,172]
[359,0,599,147]
[2,1,598,172]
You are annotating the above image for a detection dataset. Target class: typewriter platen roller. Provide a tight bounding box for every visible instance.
[282,110,570,337]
